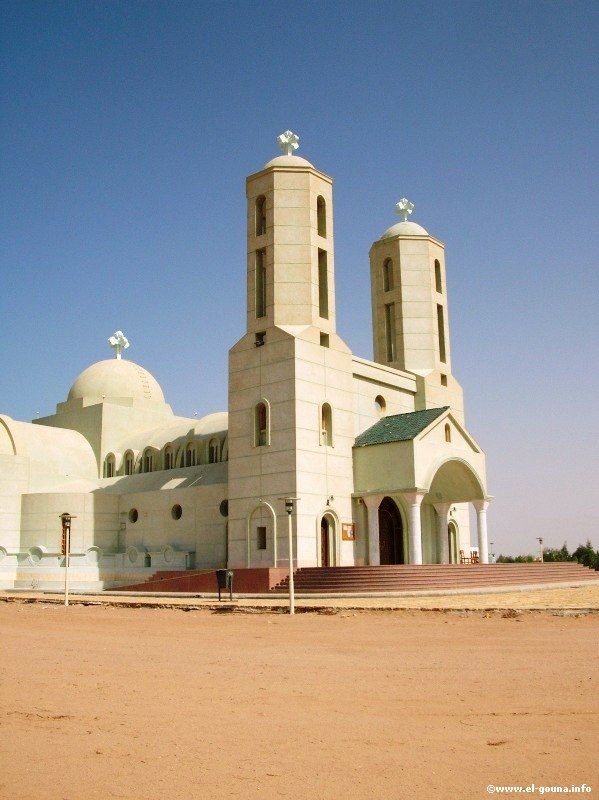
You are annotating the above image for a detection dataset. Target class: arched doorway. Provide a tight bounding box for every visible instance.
[321,517,331,566]
[379,498,404,565]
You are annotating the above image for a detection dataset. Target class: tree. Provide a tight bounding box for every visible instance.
[572,540,599,571]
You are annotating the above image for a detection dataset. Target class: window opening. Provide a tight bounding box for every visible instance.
[317,195,326,237]
[385,303,396,362]
[255,402,268,446]
[318,249,329,319]
[255,249,266,318]
[383,258,394,292]
[321,403,333,446]
[257,526,267,550]
[255,195,266,236]
[444,423,451,443]
[435,259,442,293]
[208,438,219,464]
[437,304,447,363]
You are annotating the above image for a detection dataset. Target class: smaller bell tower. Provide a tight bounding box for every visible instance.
[369,199,464,420]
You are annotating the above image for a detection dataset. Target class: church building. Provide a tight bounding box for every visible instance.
[0,132,491,589]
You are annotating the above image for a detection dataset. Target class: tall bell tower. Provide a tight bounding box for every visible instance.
[227,132,354,569]
[369,199,465,420]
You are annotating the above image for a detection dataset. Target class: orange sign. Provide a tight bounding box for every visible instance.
[342,523,356,541]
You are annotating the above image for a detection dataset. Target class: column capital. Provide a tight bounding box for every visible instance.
[472,498,492,513]
[401,490,426,507]
[433,501,452,516]
[359,494,385,511]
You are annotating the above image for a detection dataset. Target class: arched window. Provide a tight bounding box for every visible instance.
[255,195,266,236]
[375,395,386,416]
[164,446,174,470]
[104,454,115,478]
[142,450,154,473]
[208,438,219,464]
[317,195,326,237]
[185,443,196,467]
[254,401,269,447]
[124,451,135,475]
[383,258,394,292]
[435,259,442,293]
[444,423,451,443]
[321,403,333,446]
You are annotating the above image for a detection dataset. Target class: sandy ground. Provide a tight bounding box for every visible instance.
[1,593,598,800]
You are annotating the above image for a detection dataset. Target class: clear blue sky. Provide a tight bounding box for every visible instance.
[1,0,598,555]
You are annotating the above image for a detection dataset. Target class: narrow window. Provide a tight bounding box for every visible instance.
[143,452,153,473]
[164,447,173,470]
[383,258,393,292]
[318,249,328,319]
[444,423,451,443]
[317,195,326,237]
[437,304,447,363]
[254,331,265,347]
[440,374,448,386]
[255,195,266,236]
[185,444,196,467]
[321,403,333,446]
[208,438,219,464]
[255,402,268,447]
[125,452,134,475]
[320,332,330,347]
[385,303,396,362]
[104,455,115,478]
[257,526,267,550]
[435,259,442,293]
[255,249,266,318]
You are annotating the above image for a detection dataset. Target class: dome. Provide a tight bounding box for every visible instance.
[264,154,314,169]
[381,220,429,239]
[68,359,166,404]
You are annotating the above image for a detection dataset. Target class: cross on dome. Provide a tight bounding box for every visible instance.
[395,198,415,222]
[107,331,130,360]
[277,130,300,156]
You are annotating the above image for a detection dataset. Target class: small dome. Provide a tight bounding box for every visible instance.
[264,154,314,169]
[381,220,429,239]
[68,359,166,404]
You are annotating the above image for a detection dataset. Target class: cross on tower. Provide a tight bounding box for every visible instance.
[107,330,130,359]
[395,198,415,222]
[277,130,300,156]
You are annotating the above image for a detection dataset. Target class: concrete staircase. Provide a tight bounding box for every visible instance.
[271,563,599,594]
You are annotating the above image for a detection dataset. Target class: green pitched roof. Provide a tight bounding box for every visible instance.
[354,407,449,447]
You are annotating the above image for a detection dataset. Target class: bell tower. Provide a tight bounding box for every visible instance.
[369,199,464,420]
[245,130,336,337]
[227,132,354,570]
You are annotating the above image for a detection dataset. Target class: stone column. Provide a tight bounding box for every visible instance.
[404,491,425,565]
[473,499,490,564]
[433,502,451,564]
[362,495,383,566]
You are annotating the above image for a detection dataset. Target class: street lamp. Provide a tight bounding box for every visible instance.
[537,537,544,563]
[60,513,76,606]
[284,497,297,615]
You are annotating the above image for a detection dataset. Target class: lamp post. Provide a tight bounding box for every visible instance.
[537,537,544,563]
[60,513,76,606]
[284,497,296,615]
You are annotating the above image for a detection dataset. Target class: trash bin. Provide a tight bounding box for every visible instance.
[216,569,234,601]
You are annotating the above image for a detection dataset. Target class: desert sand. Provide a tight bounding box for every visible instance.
[1,599,597,800]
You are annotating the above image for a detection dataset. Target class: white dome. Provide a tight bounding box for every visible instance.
[264,154,314,169]
[381,220,429,238]
[68,359,166,404]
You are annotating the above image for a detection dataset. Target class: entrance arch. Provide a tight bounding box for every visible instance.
[378,497,404,565]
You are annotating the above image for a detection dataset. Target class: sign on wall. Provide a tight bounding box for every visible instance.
[342,523,356,541]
